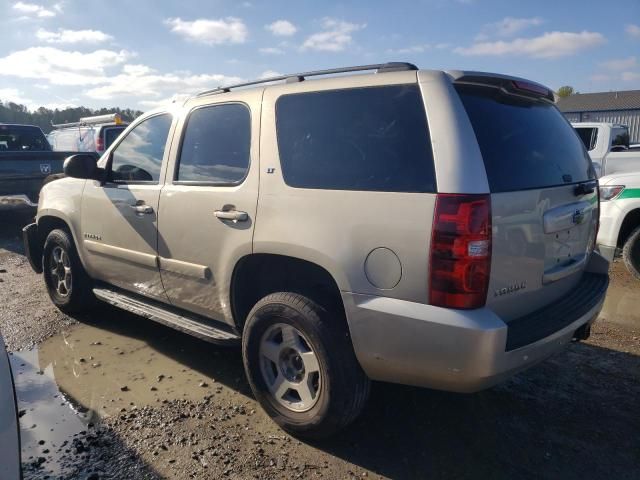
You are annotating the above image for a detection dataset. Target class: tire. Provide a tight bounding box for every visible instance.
[623,226,640,280]
[242,292,370,439]
[42,228,95,313]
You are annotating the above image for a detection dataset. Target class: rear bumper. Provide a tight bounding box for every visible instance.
[22,223,42,273]
[343,254,609,393]
[0,194,37,211]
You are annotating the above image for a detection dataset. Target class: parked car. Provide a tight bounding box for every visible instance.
[0,333,21,480]
[47,113,128,155]
[0,123,90,212]
[572,122,640,177]
[23,63,610,438]
[597,171,640,277]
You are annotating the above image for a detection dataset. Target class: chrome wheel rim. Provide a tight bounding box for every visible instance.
[49,246,72,297]
[259,323,321,412]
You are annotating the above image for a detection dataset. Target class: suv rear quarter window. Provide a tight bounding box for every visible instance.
[275,85,436,193]
[456,85,594,192]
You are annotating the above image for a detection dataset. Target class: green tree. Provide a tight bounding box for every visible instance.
[557,86,575,98]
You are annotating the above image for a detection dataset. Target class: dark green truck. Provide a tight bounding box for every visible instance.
[0,124,90,212]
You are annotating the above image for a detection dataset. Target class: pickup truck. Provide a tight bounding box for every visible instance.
[597,171,640,278]
[0,124,86,212]
[572,122,640,177]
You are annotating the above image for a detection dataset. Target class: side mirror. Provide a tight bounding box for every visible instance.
[63,154,99,180]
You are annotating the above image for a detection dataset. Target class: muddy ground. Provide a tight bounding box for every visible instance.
[0,212,639,480]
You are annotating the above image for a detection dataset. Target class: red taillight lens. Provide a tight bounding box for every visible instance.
[96,135,105,152]
[429,194,492,309]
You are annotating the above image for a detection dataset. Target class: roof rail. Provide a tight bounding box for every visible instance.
[196,62,418,97]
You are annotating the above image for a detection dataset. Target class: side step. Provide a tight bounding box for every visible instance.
[93,287,240,345]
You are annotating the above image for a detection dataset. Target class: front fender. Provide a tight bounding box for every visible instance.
[36,177,89,268]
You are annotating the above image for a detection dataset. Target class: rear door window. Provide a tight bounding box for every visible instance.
[275,85,436,192]
[104,127,126,149]
[611,127,630,149]
[456,85,594,192]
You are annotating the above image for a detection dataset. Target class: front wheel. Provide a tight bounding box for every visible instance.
[42,229,94,313]
[242,292,370,439]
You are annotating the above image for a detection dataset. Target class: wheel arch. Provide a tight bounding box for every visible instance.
[617,208,640,248]
[230,253,348,333]
[37,212,90,271]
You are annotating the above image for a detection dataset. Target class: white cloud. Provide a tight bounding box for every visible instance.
[165,17,248,45]
[36,28,112,44]
[599,56,637,71]
[626,24,640,38]
[386,44,431,54]
[455,31,605,59]
[590,74,610,83]
[259,47,285,55]
[12,1,57,17]
[0,47,131,86]
[301,18,366,52]
[84,70,244,100]
[622,71,640,82]
[0,88,33,105]
[259,70,281,79]
[478,17,543,39]
[265,20,297,37]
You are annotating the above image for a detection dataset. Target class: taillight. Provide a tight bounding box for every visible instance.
[96,135,105,152]
[429,194,492,309]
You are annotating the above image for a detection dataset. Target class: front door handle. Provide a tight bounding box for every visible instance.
[214,209,248,222]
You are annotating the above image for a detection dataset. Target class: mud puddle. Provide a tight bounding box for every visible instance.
[10,313,247,477]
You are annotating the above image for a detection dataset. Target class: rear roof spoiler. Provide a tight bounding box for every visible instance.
[446,70,556,103]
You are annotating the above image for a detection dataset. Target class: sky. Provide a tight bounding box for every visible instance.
[1,0,639,111]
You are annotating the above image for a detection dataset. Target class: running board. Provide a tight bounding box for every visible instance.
[92,287,240,345]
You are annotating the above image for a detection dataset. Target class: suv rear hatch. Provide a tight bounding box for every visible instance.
[454,77,598,322]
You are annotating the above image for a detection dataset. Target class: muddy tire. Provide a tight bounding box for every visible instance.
[42,229,94,313]
[623,226,640,280]
[242,292,370,439]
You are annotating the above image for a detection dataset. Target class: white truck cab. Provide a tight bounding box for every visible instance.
[572,122,640,177]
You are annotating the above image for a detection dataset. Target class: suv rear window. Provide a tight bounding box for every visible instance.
[104,127,126,149]
[456,85,594,192]
[275,85,436,192]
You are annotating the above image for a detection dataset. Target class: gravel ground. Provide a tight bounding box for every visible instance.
[1,212,639,480]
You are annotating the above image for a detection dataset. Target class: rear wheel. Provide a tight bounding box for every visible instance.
[43,229,94,313]
[623,226,640,280]
[242,292,370,439]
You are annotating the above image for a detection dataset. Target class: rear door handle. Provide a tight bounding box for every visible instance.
[214,209,248,222]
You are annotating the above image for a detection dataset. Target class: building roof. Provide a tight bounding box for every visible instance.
[557,89,640,113]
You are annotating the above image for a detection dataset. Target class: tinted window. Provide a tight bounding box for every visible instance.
[0,125,49,151]
[611,127,630,149]
[456,85,593,192]
[110,115,172,183]
[575,127,597,151]
[177,104,250,183]
[104,127,126,149]
[275,85,436,192]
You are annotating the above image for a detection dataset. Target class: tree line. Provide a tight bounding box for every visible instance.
[0,101,143,133]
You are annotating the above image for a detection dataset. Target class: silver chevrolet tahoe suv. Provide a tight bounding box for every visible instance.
[23,63,610,438]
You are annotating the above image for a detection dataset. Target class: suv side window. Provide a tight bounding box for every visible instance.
[275,85,436,192]
[176,103,251,184]
[110,114,172,183]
